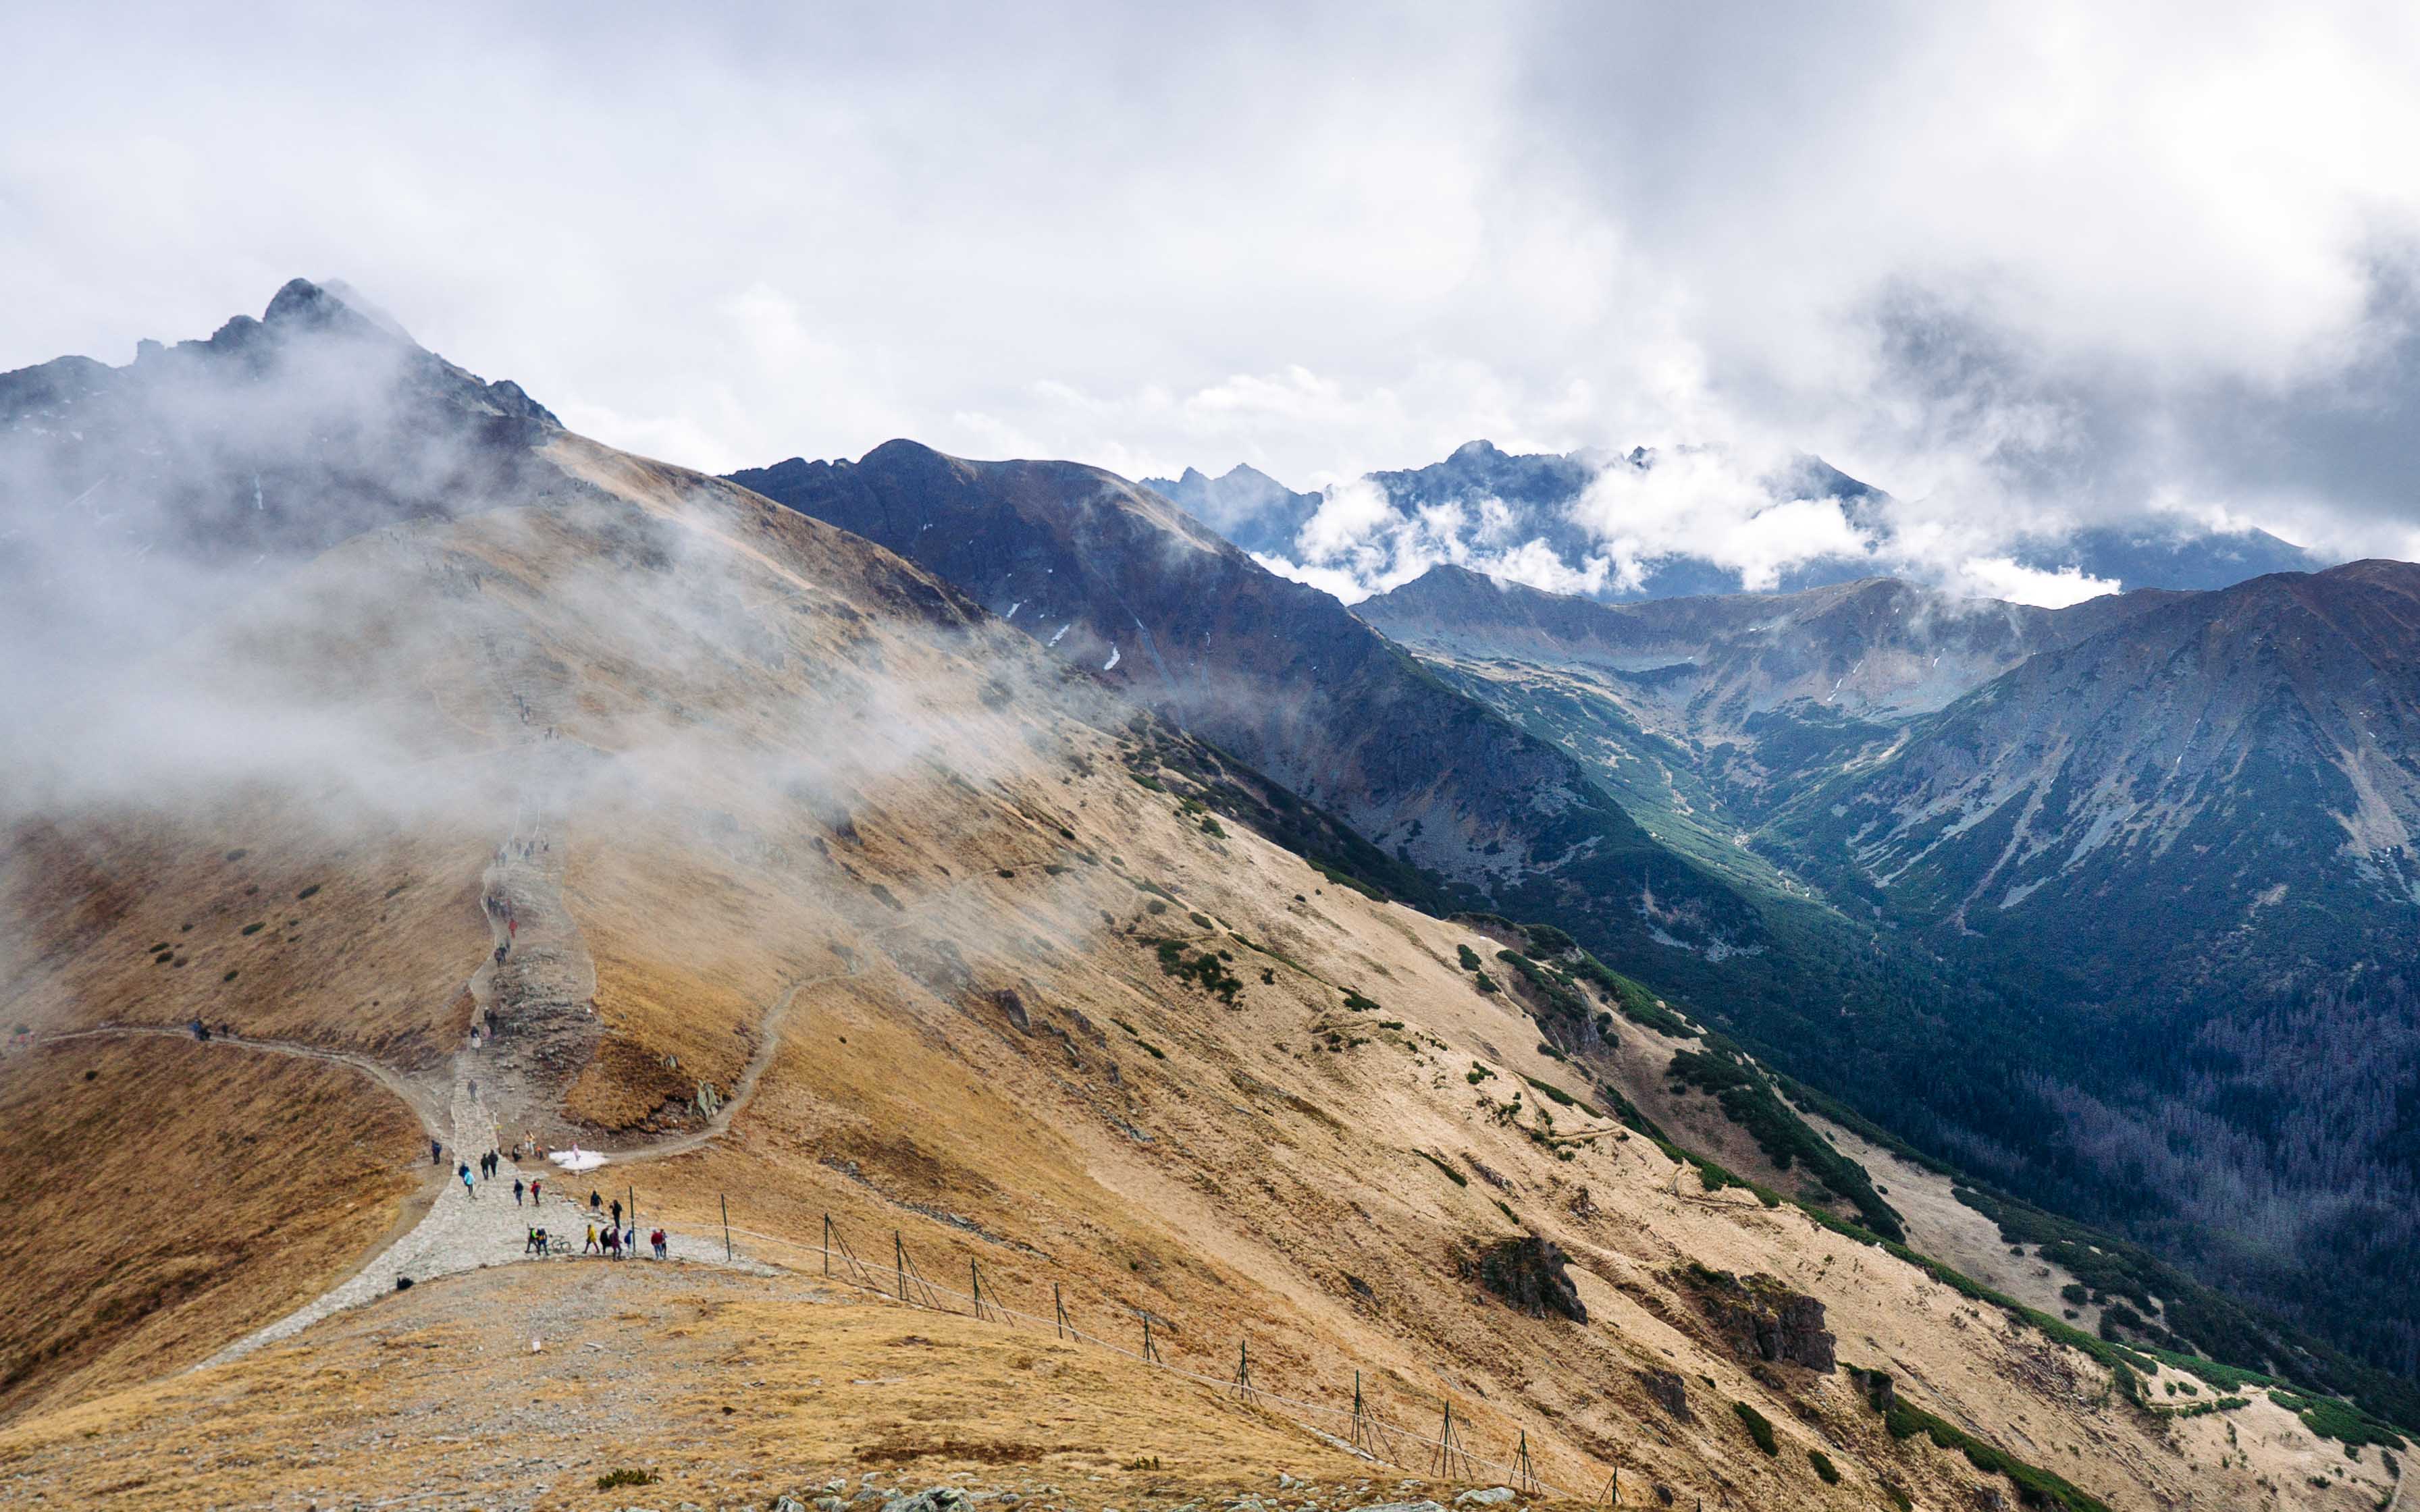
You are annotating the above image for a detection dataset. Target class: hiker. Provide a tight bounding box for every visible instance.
[461,1164,476,1199]
[605,1226,623,1259]
[624,1224,637,1258]
[583,1223,599,1256]
[651,1228,667,1260]
[530,1177,542,1206]
[513,1177,525,1206]
[608,1198,622,1227]
[524,1226,542,1255]
[430,1137,442,1166]
[589,1189,602,1217]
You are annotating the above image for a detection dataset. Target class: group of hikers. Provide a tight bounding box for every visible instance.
[450,1147,511,1197]
[483,891,519,965]
[186,1017,233,1042]
[433,1140,679,1260]
[519,1188,670,1261]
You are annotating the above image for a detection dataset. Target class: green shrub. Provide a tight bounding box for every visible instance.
[1808,1449,1839,1484]
[1733,1401,1777,1455]
[596,1469,658,1490]
[1413,1149,1468,1187]
[1456,943,1483,971]
[1149,938,1244,1004]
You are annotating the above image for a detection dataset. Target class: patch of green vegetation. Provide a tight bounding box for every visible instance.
[1591,1081,1671,1143]
[1880,1397,2111,1512]
[1456,943,1483,971]
[1520,1075,1590,1113]
[1808,1449,1839,1485]
[1732,1401,1777,1455]
[1149,938,1244,1005]
[1467,1062,1496,1085]
[1666,1042,1903,1241]
[2269,1390,2409,1451]
[295,884,319,900]
[1130,772,1165,792]
[1492,1197,1517,1224]
[1199,816,1226,839]
[1413,1149,1469,1187]
[1310,859,1386,901]
[1473,971,1499,995]
[596,1468,658,1490]
[240,922,265,936]
[1342,989,1383,1013]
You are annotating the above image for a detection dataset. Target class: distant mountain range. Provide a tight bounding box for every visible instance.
[1147,440,2327,603]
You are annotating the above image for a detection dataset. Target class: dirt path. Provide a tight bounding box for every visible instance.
[600,957,858,1165]
[38,1023,450,1137]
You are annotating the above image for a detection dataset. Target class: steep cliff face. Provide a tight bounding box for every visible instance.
[729,445,1761,959]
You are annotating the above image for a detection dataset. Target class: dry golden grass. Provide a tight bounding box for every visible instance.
[0,1035,424,1423]
[0,1262,1386,1511]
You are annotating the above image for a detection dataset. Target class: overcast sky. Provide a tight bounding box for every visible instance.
[7,1,2420,567]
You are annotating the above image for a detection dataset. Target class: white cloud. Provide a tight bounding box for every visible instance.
[3,3,2419,557]
[1955,558,2123,608]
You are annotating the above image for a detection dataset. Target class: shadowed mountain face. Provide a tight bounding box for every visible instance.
[730,443,1762,959]
[1361,558,2420,1379]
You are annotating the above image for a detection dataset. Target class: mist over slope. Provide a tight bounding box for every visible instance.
[730,443,1764,964]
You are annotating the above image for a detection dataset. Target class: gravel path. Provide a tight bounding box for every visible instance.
[206,1047,772,1367]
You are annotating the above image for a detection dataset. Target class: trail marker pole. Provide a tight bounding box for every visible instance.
[1141,1313,1162,1364]
[1513,1430,1540,1498]
[722,1194,732,1261]
[1234,1338,1254,1400]
[1599,1469,1619,1506]
[970,1260,989,1321]
[823,1214,833,1276]
[896,1231,908,1302]
[1054,1282,1070,1340]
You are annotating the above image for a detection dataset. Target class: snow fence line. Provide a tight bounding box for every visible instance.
[721,1212,1581,1503]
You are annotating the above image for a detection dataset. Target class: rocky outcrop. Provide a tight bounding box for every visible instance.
[1679,1265,1835,1372]
[1468,1235,1587,1322]
[1638,1368,1693,1422]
